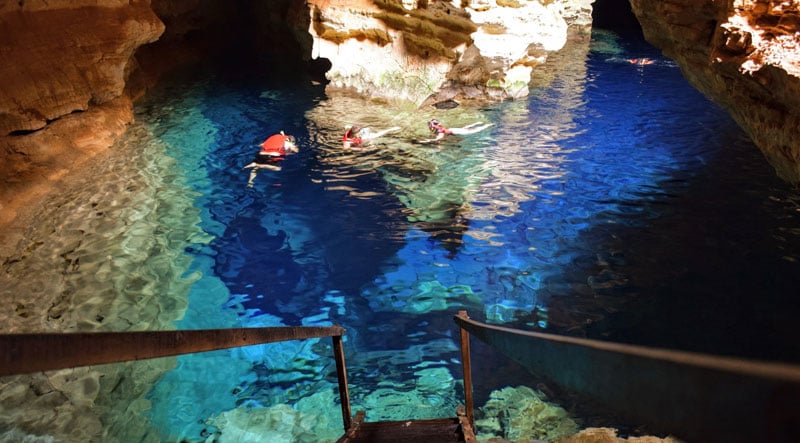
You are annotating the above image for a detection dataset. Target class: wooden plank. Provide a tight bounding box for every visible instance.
[333,336,353,431]
[338,417,464,443]
[457,310,475,427]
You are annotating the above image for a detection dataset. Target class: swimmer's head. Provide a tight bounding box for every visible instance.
[284,134,297,149]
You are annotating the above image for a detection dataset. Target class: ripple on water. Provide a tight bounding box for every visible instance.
[0,118,213,440]
[5,31,800,442]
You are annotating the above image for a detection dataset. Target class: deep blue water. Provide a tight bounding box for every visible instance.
[131,30,800,440]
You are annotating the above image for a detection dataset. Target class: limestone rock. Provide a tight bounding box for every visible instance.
[555,427,684,443]
[0,1,163,230]
[304,0,594,106]
[0,1,164,135]
[630,0,800,184]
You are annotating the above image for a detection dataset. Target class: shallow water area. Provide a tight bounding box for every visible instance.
[2,29,800,442]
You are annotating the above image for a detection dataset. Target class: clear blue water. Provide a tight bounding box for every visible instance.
[105,31,800,440]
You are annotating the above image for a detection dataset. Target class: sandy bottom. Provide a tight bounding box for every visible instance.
[0,118,200,441]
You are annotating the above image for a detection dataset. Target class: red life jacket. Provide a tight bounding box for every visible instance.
[342,129,362,146]
[260,134,290,157]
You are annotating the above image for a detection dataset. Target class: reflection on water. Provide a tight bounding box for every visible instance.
[2,30,800,442]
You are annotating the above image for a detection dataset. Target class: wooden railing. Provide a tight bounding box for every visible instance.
[0,326,354,430]
[454,310,800,443]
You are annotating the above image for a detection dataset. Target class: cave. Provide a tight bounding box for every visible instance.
[591,0,644,38]
[2,1,800,442]
[136,0,327,86]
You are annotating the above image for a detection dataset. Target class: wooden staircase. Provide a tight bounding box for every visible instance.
[337,407,476,443]
[5,312,800,442]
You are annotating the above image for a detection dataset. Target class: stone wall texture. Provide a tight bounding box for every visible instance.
[631,0,800,185]
[3,0,800,235]
[304,0,594,105]
[0,0,164,229]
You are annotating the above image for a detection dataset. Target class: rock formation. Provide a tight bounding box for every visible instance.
[304,0,594,106]
[0,0,597,237]
[0,0,164,231]
[630,0,800,185]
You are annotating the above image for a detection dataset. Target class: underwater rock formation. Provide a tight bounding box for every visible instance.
[556,427,684,443]
[631,0,800,185]
[475,385,579,441]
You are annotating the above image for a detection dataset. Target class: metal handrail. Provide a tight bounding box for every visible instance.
[454,310,800,443]
[0,326,353,430]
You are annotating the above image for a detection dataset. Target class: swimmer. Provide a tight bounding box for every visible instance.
[243,131,298,186]
[420,119,494,143]
[628,58,655,65]
[343,125,401,148]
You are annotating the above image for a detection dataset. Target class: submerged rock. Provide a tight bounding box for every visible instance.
[432,99,461,109]
[476,385,579,441]
[556,427,684,443]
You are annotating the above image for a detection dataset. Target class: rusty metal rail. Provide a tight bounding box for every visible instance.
[0,326,353,430]
[454,310,800,443]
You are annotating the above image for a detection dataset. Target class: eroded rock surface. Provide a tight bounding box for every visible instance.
[305,0,594,106]
[631,0,800,184]
[0,1,164,230]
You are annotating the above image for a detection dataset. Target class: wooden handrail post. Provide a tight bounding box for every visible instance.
[458,310,475,427]
[332,335,352,431]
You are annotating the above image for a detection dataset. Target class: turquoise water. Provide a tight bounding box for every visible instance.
[137,32,800,439]
[3,29,800,442]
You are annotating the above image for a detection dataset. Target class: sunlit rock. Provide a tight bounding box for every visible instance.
[476,385,579,441]
[304,0,594,106]
[0,1,164,231]
[555,427,684,443]
[630,0,800,184]
[0,2,163,135]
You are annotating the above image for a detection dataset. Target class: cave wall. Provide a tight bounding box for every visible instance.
[0,0,305,232]
[304,0,594,105]
[0,2,162,136]
[0,0,164,231]
[630,0,800,185]
[3,0,800,236]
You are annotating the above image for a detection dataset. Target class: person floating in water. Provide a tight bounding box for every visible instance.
[342,124,401,148]
[243,131,298,186]
[628,58,655,65]
[421,119,494,143]
[342,125,363,148]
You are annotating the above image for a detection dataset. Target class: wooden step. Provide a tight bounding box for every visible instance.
[337,408,476,443]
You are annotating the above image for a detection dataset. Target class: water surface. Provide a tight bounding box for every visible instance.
[2,29,800,442]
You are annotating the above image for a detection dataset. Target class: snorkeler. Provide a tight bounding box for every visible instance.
[343,124,401,148]
[628,58,655,65]
[342,125,363,148]
[420,119,494,143]
[243,131,298,186]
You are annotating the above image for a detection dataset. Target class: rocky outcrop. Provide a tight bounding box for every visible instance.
[630,0,800,185]
[0,0,596,232]
[304,0,594,106]
[0,1,164,135]
[0,1,164,229]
